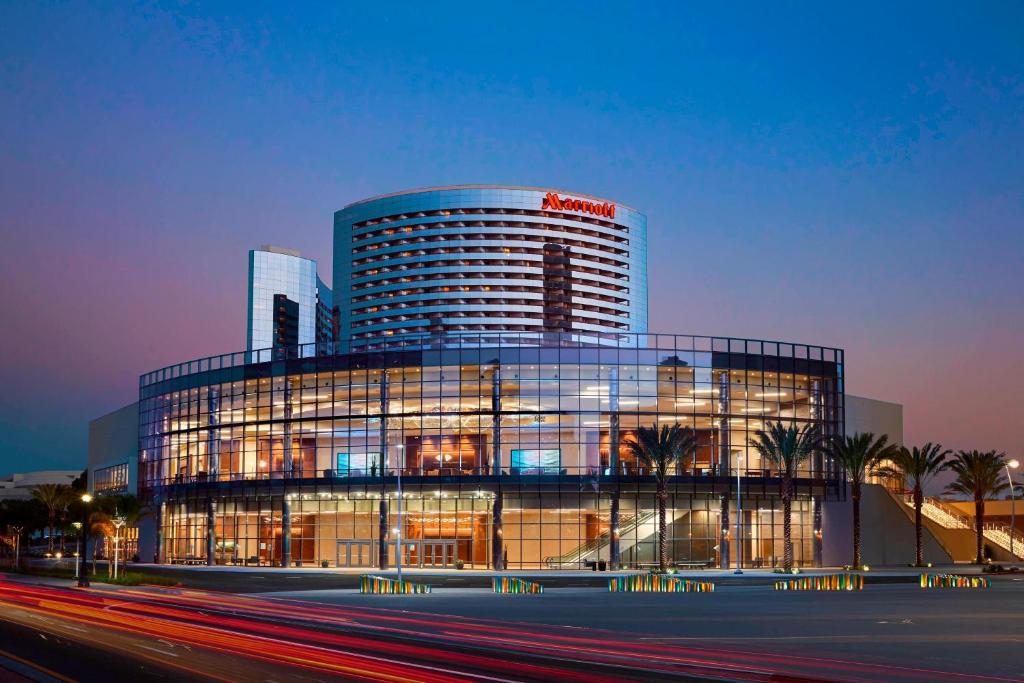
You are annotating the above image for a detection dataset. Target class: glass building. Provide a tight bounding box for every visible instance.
[139,332,843,569]
[246,245,335,359]
[333,186,648,348]
[127,186,847,571]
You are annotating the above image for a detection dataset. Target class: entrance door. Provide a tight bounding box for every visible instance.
[336,540,373,567]
[420,540,457,568]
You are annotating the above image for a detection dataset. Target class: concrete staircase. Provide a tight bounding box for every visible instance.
[905,495,1024,560]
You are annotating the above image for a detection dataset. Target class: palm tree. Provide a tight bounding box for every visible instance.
[625,424,698,571]
[749,422,824,572]
[944,450,1008,564]
[31,484,74,552]
[874,443,950,566]
[827,432,897,568]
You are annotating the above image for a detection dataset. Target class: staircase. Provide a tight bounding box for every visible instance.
[904,495,1024,560]
[544,511,657,568]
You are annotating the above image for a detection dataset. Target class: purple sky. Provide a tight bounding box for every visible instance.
[1,3,1022,474]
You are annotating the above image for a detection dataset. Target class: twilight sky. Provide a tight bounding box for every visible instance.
[1,2,1022,474]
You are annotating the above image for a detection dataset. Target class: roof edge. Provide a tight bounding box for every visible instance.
[337,185,642,214]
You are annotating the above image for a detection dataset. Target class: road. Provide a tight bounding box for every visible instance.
[0,573,1020,682]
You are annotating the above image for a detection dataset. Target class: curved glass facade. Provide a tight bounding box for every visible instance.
[139,333,843,569]
[333,186,648,346]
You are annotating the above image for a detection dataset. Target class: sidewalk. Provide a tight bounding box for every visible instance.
[127,562,997,578]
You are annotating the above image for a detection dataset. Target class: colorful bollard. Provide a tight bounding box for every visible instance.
[608,575,715,593]
[359,575,431,594]
[492,577,544,594]
[774,574,864,591]
[919,574,989,589]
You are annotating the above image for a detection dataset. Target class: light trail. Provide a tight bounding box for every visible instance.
[0,575,1014,683]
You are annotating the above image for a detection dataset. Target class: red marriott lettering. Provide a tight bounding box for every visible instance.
[541,192,615,219]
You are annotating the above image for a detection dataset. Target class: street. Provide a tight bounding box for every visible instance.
[0,572,1021,682]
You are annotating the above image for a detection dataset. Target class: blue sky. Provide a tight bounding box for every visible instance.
[1,1,1022,473]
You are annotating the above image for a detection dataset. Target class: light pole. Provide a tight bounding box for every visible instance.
[12,526,22,572]
[735,453,743,575]
[395,444,404,583]
[112,513,126,580]
[1006,459,1019,559]
[72,522,82,578]
[78,494,92,588]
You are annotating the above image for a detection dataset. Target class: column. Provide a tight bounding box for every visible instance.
[718,372,731,569]
[719,495,731,569]
[378,370,390,569]
[206,497,216,566]
[717,372,731,477]
[609,493,621,570]
[491,364,502,476]
[281,496,292,568]
[811,379,823,477]
[155,499,165,564]
[491,492,504,570]
[813,495,823,567]
[378,499,390,570]
[608,367,620,475]
[207,387,219,480]
[283,380,294,477]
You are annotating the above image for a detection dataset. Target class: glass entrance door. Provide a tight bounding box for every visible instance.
[336,540,373,567]
[419,540,457,568]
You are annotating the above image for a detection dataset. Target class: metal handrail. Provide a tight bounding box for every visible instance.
[910,496,1023,558]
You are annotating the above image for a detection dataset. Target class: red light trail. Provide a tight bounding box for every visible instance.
[0,575,1015,683]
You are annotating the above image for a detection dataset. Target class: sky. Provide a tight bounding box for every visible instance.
[0,2,1022,476]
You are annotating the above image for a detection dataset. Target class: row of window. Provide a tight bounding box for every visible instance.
[159,494,817,569]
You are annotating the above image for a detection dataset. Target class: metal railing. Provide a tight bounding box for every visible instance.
[904,496,1024,559]
[543,511,658,569]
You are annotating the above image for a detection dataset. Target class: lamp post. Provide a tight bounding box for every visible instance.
[1006,459,1019,559]
[12,526,22,572]
[72,522,82,579]
[112,513,126,580]
[735,453,743,575]
[78,494,92,588]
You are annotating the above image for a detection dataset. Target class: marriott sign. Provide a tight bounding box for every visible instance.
[541,192,616,219]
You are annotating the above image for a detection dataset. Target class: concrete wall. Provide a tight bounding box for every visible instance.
[825,483,952,566]
[845,395,903,445]
[861,484,951,565]
[87,402,139,495]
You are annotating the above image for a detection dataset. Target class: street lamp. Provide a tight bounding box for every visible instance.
[78,493,92,588]
[1006,459,1019,559]
[112,513,126,580]
[71,522,82,579]
[12,526,23,572]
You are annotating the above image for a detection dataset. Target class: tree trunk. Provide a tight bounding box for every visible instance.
[48,512,55,552]
[913,485,924,566]
[852,480,861,568]
[657,482,667,572]
[975,497,985,564]
[782,476,793,571]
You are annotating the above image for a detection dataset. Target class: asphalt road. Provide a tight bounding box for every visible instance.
[264,580,1024,681]
[1,572,1020,682]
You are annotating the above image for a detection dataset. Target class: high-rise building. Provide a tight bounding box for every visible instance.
[333,186,648,347]
[246,245,335,359]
